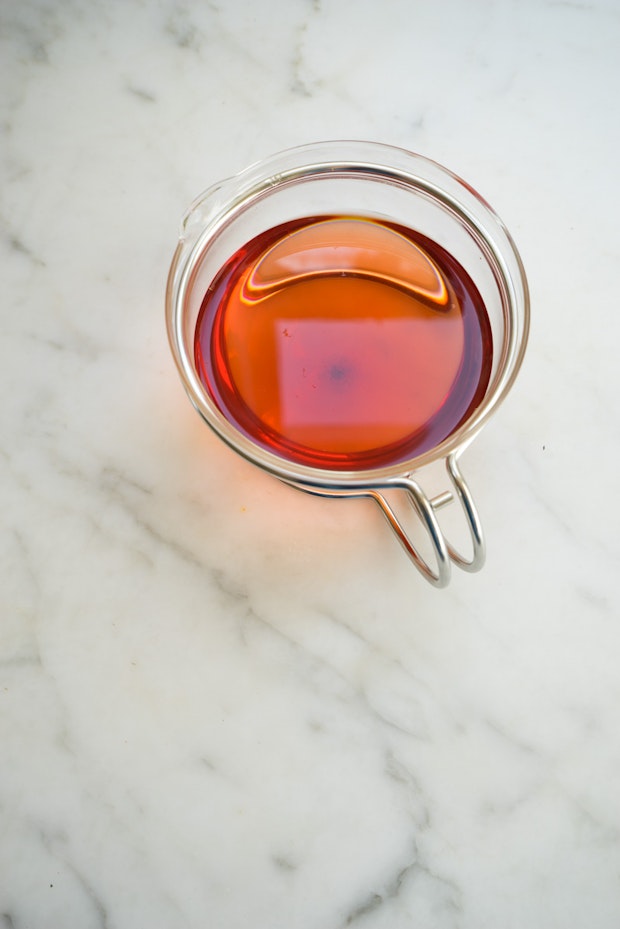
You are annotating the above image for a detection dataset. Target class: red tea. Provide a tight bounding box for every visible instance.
[194,216,492,470]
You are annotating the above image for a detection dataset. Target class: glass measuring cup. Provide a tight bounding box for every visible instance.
[166,141,529,586]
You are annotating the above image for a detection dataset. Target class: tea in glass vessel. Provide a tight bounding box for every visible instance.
[166,142,529,586]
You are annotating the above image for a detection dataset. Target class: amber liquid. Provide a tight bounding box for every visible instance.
[194,216,492,470]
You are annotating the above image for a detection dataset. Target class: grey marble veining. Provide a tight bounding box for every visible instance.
[2,0,620,927]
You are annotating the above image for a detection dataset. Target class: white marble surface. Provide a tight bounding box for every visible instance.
[2,0,620,926]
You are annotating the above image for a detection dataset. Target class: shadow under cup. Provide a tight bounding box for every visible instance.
[166,141,529,587]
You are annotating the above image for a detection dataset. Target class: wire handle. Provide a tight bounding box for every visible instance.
[371,453,485,587]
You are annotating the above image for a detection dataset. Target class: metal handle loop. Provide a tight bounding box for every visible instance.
[371,453,485,586]
[370,480,451,587]
[443,453,485,572]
